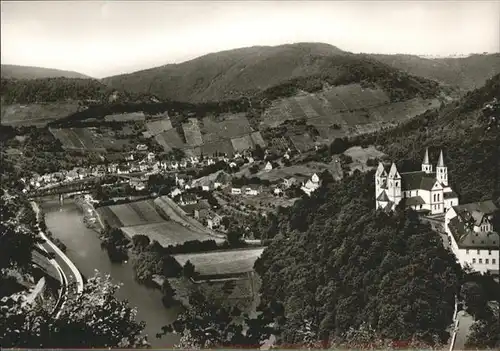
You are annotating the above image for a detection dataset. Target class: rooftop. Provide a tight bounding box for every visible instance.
[400,171,438,191]
[448,216,499,250]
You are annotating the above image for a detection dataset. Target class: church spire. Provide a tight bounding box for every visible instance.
[422,147,432,173]
[437,150,445,167]
[423,147,430,165]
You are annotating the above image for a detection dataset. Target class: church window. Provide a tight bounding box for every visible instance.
[477,249,480,255]
[493,259,497,264]
[489,250,492,255]
[472,258,476,264]
[395,181,399,187]
[466,249,469,254]
[479,258,483,264]
[486,259,489,264]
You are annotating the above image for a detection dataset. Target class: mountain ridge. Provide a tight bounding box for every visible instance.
[101,42,444,103]
[1,64,91,80]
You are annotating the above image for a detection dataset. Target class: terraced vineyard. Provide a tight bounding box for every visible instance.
[1,102,80,127]
[182,118,203,146]
[50,127,131,151]
[261,83,440,139]
[146,118,173,136]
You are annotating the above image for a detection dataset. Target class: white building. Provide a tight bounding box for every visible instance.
[301,173,320,196]
[375,149,459,214]
[445,200,499,275]
[231,187,242,195]
[244,186,259,196]
[264,162,273,171]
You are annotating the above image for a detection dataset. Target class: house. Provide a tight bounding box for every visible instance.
[205,213,222,229]
[201,185,211,192]
[246,156,255,164]
[301,173,320,196]
[445,200,499,275]
[136,144,148,151]
[229,162,237,168]
[206,158,216,166]
[231,187,242,195]
[179,193,198,206]
[375,149,459,214]
[147,152,155,162]
[130,179,146,191]
[126,153,134,161]
[273,188,283,196]
[107,163,118,174]
[284,153,290,160]
[66,170,79,182]
[170,187,182,198]
[244,186,260,196]
[264,162,273,171]
[234,152,242,159]
[283,177,297,189]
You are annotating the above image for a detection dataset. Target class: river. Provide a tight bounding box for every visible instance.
[41,197,181,347]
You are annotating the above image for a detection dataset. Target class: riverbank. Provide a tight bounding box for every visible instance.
[40,197,181,347]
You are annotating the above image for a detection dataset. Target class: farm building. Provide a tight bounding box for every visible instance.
[301,173,321,196]
[264,162,273,171]
[244,186,260,196]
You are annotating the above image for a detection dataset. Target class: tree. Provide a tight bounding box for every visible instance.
[466,303,500,349]
[132,234,151,252]
[156,291,277,349]
[182,260,196,279]
[226,226,243,247]
[0,272,148,348]
[161,279,177,308]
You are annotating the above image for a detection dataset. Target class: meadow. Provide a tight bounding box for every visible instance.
[49,127,132,151]
[145,118,173,136]
[172,247,265,276]
[98,199,166,228]
[103,112,146,122]
[120,221,220,247]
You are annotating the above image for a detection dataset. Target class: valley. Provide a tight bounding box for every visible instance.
[1,39,499,350]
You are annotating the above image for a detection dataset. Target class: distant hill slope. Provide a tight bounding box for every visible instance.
[0,77,157,126]
[1,64,91,80]
[102,42,443,103]
[370,53,500,91]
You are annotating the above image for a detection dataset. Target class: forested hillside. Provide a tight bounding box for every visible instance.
[102,42,443,103]
[250,74,499,348]
[0,77,150,104]
[1,64,90,80]
[371,53,500,91]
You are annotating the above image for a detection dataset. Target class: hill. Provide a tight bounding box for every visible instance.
[1,64,91,80]
[102,42,443,103]
[250,75,500,349]
[0,77,157,126]
[370,53,500,91]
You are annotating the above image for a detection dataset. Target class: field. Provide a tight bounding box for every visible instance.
[121,221,221,247]
[182,118,203,146]
[145,119,173,136]
[172,247,264,276]
[1,102,80,127]
[344,146,387,173]
[202,113,253,143]
[246,161,343,182]
[97,199,166,228]
[154,128,185,152]
[200,139,235,157]
[289,134,316,153]
[50,127,131,151]
[104,112,145,122]
[260,83,440,140]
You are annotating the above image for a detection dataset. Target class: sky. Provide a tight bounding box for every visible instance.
[1,1,499,78]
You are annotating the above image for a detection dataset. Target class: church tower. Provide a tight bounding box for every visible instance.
[436,150,448,186]
[421,147,432,174]
[387,163,402,207]
[375,162,387,201]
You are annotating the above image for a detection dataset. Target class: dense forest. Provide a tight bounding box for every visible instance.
[0,77,155,105]
[253,171,463,347]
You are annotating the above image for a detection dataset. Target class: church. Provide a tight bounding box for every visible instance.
[375,148,459,214]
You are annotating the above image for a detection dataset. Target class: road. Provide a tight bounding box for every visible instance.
[30,201,84,317]
[453,310,475,350]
